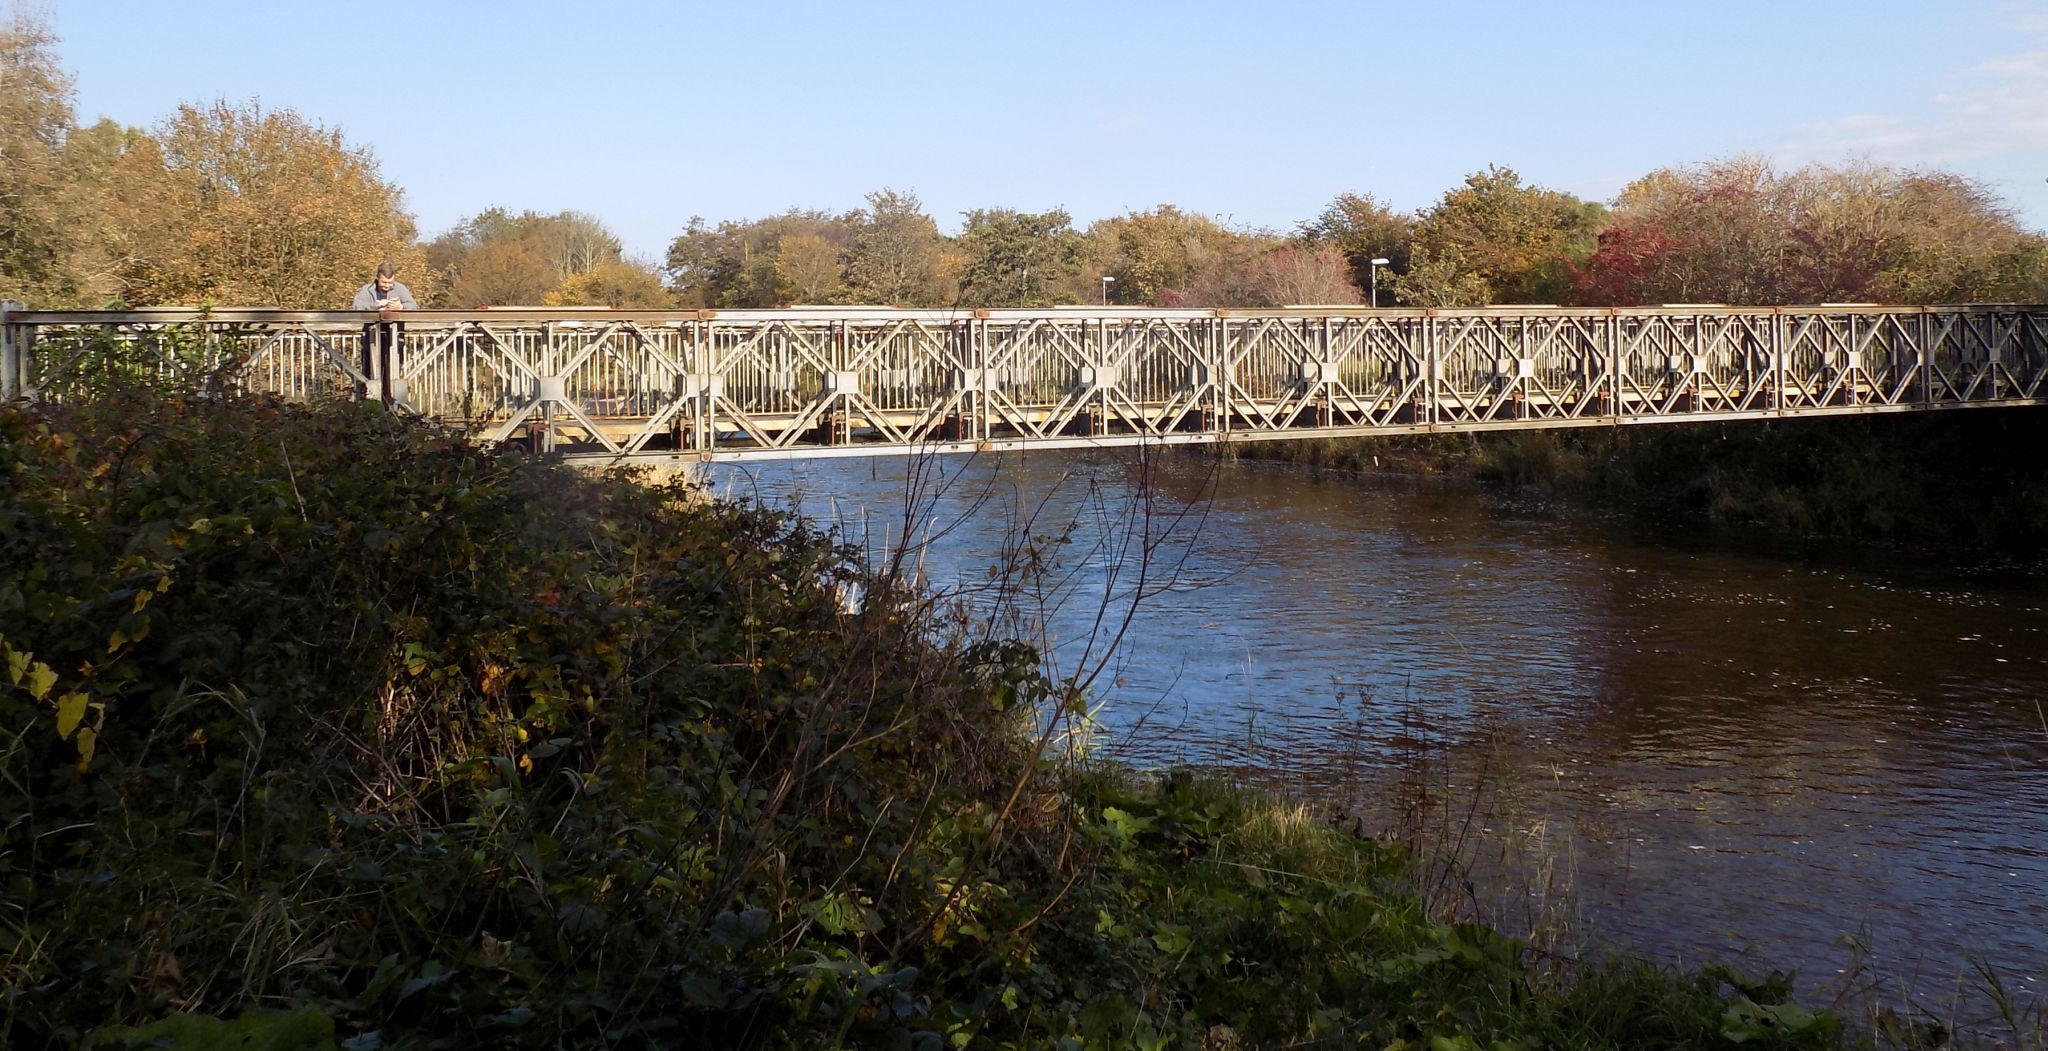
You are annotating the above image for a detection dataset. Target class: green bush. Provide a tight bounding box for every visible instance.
[0,384,1048,1046]
[2,383,1857,1048]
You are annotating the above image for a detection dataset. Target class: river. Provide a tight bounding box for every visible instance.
[707,448,2048,1012]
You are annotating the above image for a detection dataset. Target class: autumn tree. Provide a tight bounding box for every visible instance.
[1569,217,1692,307]
[1079,206,1269,306]
[1238,245,1363,306]
[443,238,556,306]
[0,10,82,303]
[1574,157,2048,305]
[1576,158,1803,305]
[956,207,1081,307]
[842,189,956,306]
[1397,166,1603,306]
[1173,227,1280,307]
[1806,167,2048,303]
[101,100,425,308]
[427,207,635,306]
[432,208,622,276]
[527,210,622,275]
[1785,162,1901,298]
[1297,192,1412,295]
[1083,206,1196,305]
[665,210,854,308]
[775,232,846,304]
[1879,172,2048,302]
[45,118,150,302]
[542,259,671,307]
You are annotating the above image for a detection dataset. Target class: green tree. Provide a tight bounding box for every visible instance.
[1389,243,1493,307]
[662,215,729,307]
[843,189,955,306]
[1397,165,1603,306]
[956,207,1081,307]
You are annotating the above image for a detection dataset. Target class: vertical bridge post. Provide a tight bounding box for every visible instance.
[1,301,24,400]
[1424,310,1440,427]
[1919,309,1935,407]
[972,314,989,443]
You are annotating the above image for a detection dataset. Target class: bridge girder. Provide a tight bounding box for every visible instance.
[5,304,2045,462]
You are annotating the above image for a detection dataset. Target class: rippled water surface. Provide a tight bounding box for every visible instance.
[710,451,2048,998]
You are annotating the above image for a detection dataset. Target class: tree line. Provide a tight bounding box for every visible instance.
[5,13,2045,312]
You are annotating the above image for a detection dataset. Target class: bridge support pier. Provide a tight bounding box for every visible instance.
[818,409,850,445]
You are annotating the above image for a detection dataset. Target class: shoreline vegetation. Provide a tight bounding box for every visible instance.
[9,379,1959,1051]
[1212,405,2048,558]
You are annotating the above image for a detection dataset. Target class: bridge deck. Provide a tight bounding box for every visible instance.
[6,304,2044,461]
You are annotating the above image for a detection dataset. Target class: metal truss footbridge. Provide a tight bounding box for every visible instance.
[5,303,2045,463]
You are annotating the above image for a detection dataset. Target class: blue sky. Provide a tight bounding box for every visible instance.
[38,1,2048,261]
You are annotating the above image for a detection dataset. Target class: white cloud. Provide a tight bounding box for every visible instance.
[2009,0,2048,34]
[1784,8,2048,168]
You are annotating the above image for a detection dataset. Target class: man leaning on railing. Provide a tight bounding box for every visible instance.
[352,261,416,404]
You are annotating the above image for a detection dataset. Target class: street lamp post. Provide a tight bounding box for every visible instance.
[1369,257,1390,308]
[1100,275,1115,305]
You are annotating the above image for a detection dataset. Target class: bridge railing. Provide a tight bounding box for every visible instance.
[4,303,2044,461]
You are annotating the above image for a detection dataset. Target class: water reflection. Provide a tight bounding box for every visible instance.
[706,450,2048,1002]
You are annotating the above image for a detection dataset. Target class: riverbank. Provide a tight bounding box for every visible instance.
[721,445,2048,1048]
[0,385,1899,1049]
[1216,407,2048,555]
[1191,415,2048,1043]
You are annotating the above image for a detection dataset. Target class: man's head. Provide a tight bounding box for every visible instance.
[375,261,397,293]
